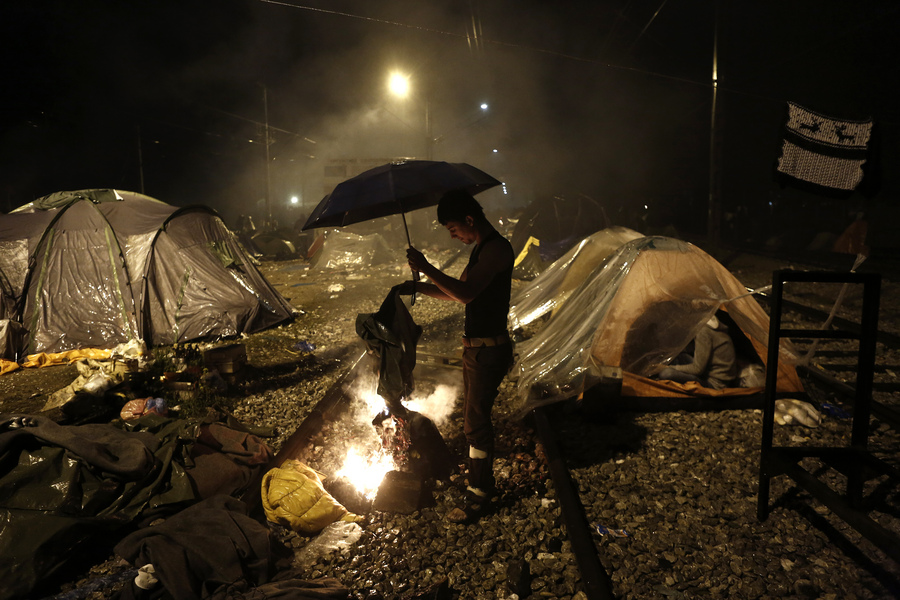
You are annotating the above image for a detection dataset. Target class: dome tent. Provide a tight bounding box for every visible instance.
[509,226,644,330]
[0,189,295,355]
[513,236,805,414]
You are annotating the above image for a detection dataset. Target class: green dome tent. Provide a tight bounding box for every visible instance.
[0,189,295,356]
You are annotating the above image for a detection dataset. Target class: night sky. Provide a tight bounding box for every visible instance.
[2,1,898,240]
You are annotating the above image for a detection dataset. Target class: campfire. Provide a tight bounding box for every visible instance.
[335,445,395,501]
[328,380,456,512]
[332,385,404,499]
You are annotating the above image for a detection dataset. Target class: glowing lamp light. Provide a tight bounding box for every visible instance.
[290,196,299,205]
[480,103,489,110]
[388,72,410,98]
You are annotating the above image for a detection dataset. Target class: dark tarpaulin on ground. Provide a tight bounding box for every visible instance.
[113,495,350,600]
[0,414,273,600]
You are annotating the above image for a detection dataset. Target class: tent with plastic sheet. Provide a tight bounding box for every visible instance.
[0,320,26,364]
[251,230,297,258]
[510,193,610,265]
[310,229,398,270]
[513,236,805,414]
[0,189,295,356]
[509,226,644,330]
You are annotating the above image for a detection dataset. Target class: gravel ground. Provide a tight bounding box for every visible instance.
[14,245,900,599]
[234,250,900,600]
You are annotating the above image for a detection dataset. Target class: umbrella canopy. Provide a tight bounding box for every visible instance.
[302,160,501,233]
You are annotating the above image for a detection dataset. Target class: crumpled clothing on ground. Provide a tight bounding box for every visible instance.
[114,495,351,600]
[0,414,274,600]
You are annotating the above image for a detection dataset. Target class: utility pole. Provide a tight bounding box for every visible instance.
[263,84,272,225]
[425,95,434,160]
[707,0,722,245]
[136,125,145,194]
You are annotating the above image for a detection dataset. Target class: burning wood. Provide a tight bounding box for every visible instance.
[334,445,395,501]
[329,380,453,515]
[372,470,432,514]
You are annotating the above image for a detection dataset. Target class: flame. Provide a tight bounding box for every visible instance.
[360,389,387,415]
[337,377,427,500]
[336,445,396,500]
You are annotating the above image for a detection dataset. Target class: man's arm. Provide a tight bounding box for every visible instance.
[670,329,712,377]
[399,281,454,301]
[407,239,511,304]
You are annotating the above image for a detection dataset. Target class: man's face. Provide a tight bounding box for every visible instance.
[444,217,477,244]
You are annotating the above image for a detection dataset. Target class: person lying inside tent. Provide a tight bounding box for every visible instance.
[656,314,738,390]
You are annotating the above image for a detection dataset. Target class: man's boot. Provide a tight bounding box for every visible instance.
[466,446,495,499]
[448,446,493,523]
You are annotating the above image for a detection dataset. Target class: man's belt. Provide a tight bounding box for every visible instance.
[462,333,510,348]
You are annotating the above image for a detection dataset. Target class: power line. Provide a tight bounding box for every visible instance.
[255,0,711,89]
[254,0,898,123]
[197,103,317,144]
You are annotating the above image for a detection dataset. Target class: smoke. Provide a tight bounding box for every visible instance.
[406,383,460,429]
[343,365,459,431]
[2,1,714,223]
[344,370,387,428]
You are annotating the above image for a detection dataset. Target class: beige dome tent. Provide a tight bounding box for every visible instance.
[509,226,644,330]
[0,189,295,356]
[514,236,804,413]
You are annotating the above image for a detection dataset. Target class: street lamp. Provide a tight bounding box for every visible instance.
[387,71,433,160]
[388,72,410,99]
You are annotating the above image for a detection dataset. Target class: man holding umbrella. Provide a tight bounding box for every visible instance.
[400,189,514,523]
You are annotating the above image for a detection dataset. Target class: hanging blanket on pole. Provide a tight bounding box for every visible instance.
[776,101,874,191]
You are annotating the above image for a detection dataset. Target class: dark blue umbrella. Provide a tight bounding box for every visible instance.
[301,160,501,244]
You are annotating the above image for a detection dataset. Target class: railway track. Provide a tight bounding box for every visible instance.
[246,257,900,599]
[268,351,623,599]
[266,295,900,599]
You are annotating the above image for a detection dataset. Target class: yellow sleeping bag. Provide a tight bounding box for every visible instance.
[261,459,361,534]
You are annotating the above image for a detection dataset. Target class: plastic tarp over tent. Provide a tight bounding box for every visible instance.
[514,236,805,413]
[0,189,295,355]
[509,226,644,330]
[310,230,398,270]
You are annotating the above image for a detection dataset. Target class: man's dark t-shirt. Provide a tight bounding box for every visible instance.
[464,230,513,338]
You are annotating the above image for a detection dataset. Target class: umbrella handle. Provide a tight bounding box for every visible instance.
[403,212,419,306]
[410,262,419,306]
